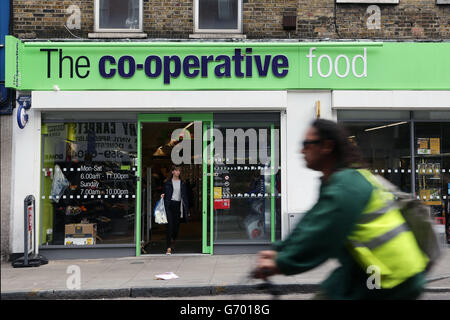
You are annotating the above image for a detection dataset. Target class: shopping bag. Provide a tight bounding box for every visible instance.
[154,199,168,224]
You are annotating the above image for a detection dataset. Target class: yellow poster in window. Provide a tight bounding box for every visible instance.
[419,189,441,206]
[430,138,440,155]
[417,138,430,155]
[214,187,222,199]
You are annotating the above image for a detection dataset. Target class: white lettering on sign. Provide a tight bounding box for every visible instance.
[307,48,367,78]
[317,54,333,78]
[335,55,350,78]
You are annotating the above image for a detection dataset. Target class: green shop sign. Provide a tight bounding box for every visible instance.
[5,36,450,91]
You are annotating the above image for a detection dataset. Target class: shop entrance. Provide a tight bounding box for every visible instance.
[136,114,213,255]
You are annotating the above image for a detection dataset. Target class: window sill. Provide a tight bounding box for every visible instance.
[88,32,148,39]
[189,33,247,40]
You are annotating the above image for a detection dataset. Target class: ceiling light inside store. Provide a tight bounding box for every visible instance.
[364,122,407,132]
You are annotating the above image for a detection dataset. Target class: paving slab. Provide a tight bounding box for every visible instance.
[2,250,449,299]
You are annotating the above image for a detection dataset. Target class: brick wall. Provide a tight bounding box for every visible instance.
[11,0,450,40]
[13,0,93,39]
[144,0,193,38]
[330,2,450,39]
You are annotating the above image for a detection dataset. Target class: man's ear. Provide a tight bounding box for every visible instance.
[321,139,335,155]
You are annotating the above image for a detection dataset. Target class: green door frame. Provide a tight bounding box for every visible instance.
[270,123,276,243]
[136,113,213,256]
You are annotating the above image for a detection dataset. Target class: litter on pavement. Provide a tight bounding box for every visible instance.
[154,272,179,280]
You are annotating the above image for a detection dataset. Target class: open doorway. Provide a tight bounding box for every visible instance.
[140,122,203,254]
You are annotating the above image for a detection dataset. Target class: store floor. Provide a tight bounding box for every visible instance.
[142,219,203,254]
[143,240,202,254]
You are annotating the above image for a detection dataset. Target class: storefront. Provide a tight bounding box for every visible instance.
[334,93,450,245]
[5,36,450,259]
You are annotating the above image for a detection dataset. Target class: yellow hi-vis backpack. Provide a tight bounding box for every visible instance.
[370,171,441,270]
[347,169,441,289]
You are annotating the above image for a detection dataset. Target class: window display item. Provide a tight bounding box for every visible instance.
[244,214,265,240]
[64,223,97,246]
[50,164,69,203]
[65,206,83,216]
[430,138,440,155]
[417,137,441,155]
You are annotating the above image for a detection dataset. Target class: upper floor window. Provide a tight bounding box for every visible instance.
[194,0,242,33]
[94,0,143,32]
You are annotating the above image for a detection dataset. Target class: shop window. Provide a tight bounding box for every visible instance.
[414,122,450,227]
[211,113,281,243]
[338,110,450,244]
[194,0,243,34]
[40,121,137,247]
[337,110,410,121]
[94,0,143,32]
[342,121,412,193]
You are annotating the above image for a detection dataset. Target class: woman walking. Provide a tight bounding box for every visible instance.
[161,165,190,255]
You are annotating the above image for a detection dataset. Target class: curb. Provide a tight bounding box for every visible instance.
[424,287,450,293]
[1,283,321,300]
[2,284,449,300]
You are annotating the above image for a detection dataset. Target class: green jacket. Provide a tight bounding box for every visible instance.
[275,168,425,299]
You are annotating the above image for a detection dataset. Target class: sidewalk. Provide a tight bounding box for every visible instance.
[1,249,449,299]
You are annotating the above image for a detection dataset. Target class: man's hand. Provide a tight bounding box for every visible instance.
[253,250,280,279]
[259,250,278,260]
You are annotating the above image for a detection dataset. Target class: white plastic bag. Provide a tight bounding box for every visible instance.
[154,199,168,224]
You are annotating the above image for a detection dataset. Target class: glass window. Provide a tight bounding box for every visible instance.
[414,122,450,226]
[342,121,412,193]
[212,113,281,243]
[195,0,242,33]
[95,0,142,32]
[40,121,137,246]
[413,111,450,121]
[337,110,410,121]
[339,110,450,243]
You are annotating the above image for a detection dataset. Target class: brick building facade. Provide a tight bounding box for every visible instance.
[2,1,450,262]
[11,0,450,40]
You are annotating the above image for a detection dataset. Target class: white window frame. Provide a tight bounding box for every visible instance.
[336,0,399,3]
[94,0,143,33]
[194,0,243,34]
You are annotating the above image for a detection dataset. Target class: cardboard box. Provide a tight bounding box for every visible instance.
[64,223,96,246]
